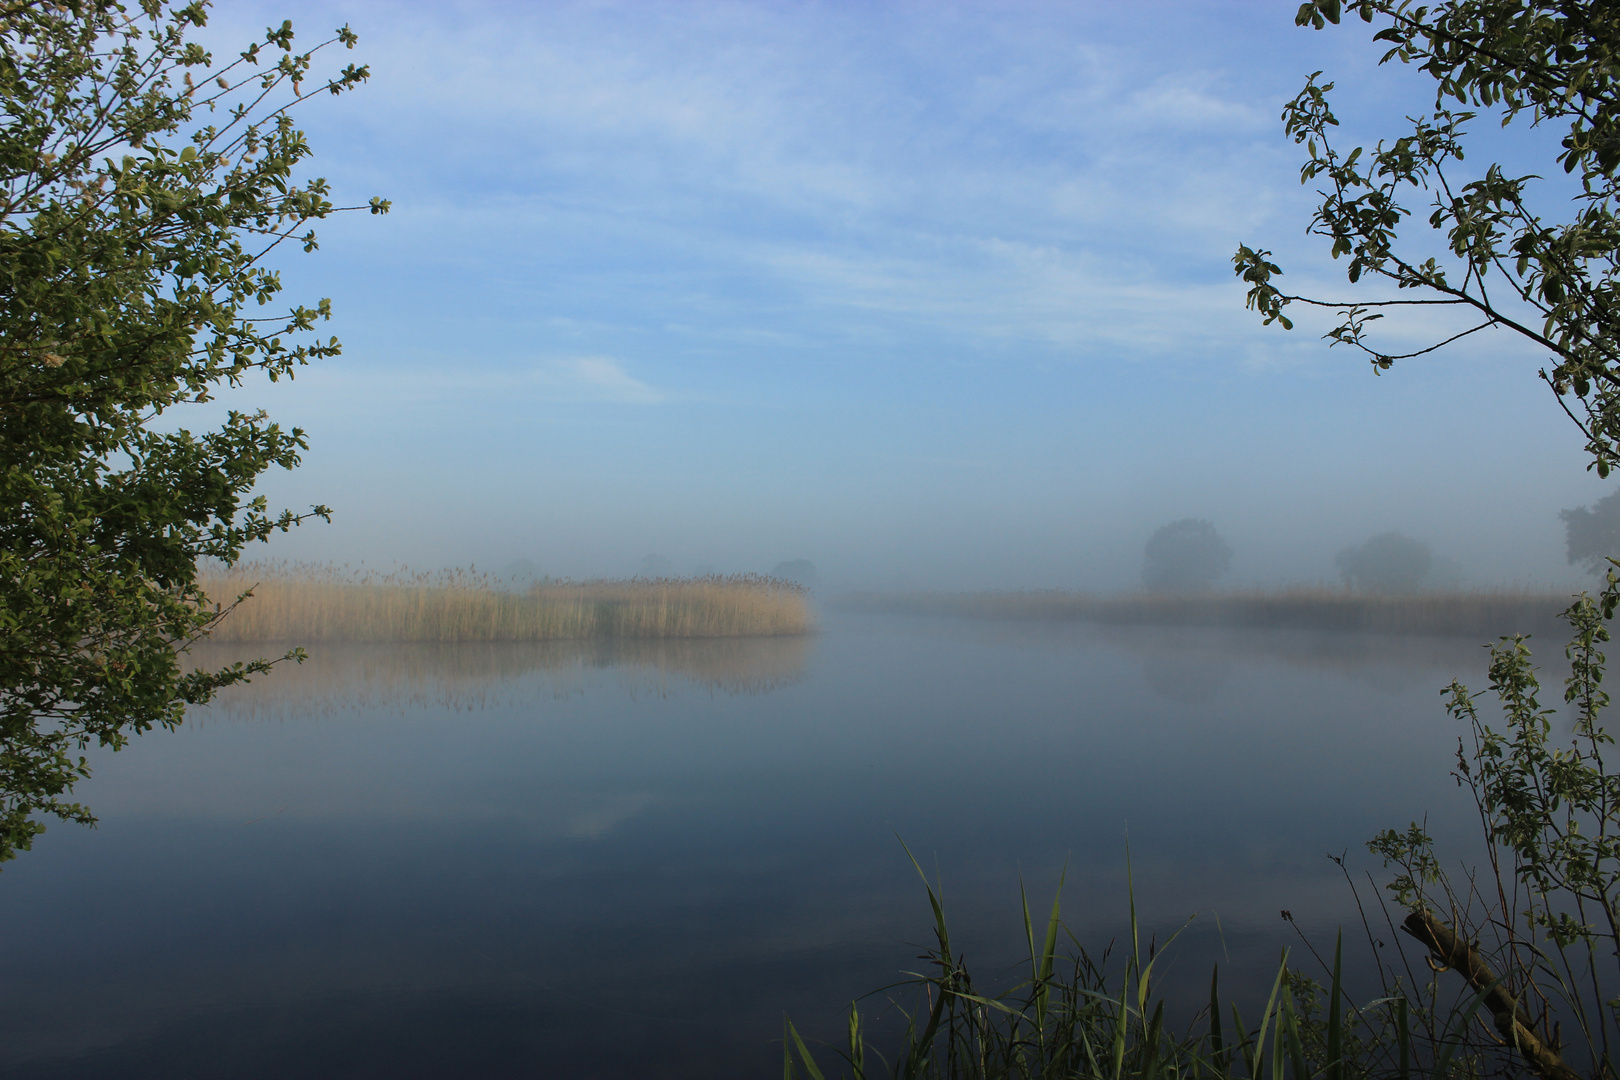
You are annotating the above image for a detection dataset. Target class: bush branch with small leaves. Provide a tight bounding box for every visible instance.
[0,0,387,864]
[1365,570,1620,1077]
[1236,0,1620,475]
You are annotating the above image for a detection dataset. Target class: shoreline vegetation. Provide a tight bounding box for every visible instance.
[791,586,1620,1080]
[832,587,1575,639]
[198,564,813,642]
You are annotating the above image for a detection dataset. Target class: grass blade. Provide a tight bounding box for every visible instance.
[1397,995,1410,1080]
[784,1018,828,1080]
[1144,998,1167,1080]
[1433,977,1497,1080]
[1327,930,1343,1080]
[847,1002,865,1079]
[1039,869,1065,1023]
[1282,981,1309,1080]
[899,837,952,965]
[1234,1002,1258,1080]
[1113,980,1132,1080]
[1253,951,1289,1080]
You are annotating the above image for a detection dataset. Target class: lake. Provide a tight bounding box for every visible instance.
[0,609,1507,1078]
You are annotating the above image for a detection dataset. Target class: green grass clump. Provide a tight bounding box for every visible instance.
[787,854,1550,1080]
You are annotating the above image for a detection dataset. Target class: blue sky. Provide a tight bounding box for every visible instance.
[184,0,1609,589]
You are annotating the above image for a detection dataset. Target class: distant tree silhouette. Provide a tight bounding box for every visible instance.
[1335,532,1432,593]
[1142,519,1232,592]
[1561,492,1620,577]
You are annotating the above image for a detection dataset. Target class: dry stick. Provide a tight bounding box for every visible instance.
[1401,910,1582,1080]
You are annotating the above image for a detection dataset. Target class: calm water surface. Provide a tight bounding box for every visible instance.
[0,611,1502,1078]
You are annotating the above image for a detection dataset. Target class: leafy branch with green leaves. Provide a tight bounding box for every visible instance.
[1235,0,1620,473]
[0,0,387,864]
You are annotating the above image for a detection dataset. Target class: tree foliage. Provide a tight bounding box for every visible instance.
[0,1,386,864]
[1142,518,1233,592]
[1561,490,1620,575]
[1335,530,1434,591]
[1235,0,1620,473]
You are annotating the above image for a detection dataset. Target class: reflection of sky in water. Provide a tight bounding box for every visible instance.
[0,614,1512,1077]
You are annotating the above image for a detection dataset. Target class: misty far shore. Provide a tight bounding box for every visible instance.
[199,569,812,642]
[832,587,1578,639]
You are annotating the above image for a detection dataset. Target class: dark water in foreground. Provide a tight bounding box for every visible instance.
[0,611,1508,1078]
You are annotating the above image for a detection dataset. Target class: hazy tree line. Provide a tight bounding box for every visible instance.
[1143,491,1620,593]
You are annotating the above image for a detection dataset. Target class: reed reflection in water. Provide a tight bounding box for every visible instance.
[0,612,1508,1079]
[188,634,814,721]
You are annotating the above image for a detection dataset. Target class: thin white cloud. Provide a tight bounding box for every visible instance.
[380,356,665,405]
[551,357,663,404]
[1125,76,1268,130]
[165,356,668,426]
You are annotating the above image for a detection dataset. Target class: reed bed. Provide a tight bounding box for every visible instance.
[833,587,1573,640]
[197,563,812,642]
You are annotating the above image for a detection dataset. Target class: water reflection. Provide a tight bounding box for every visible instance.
[894,616,1506,701]
[188,634,813,720]
[1126,628,1488,701]
[1,613,1501,1078]
[1141,643,1233,703]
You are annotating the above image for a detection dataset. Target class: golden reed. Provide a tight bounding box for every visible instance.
[198,563,813,642]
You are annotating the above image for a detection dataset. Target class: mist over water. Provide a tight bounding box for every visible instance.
[0,613,1500,1076]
